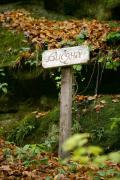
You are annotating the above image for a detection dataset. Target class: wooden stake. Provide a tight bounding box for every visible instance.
[58,67,72,158]
[42,45,89,158]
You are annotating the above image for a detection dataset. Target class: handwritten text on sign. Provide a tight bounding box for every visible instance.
[42,45,89,68]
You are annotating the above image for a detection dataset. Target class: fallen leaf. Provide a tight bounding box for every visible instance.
[94,104,104,112]
[100,100,106,104]
[112,99,119,103]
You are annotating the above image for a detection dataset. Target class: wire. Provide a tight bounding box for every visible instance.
[95,62,100,95]
[79,60,97,94]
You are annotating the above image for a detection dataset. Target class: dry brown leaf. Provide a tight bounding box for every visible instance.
[112,99,119,103]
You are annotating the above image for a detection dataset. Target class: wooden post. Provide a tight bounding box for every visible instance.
[42,45,89,158]
[58,67,73,158]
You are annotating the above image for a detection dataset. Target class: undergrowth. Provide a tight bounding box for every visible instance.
[7,107,59,147]
[5,95,120,152]
[0,28,29,67]
[8,113,39,145]
[73,95,120,151]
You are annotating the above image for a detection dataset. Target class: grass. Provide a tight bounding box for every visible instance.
[0,28,29,67]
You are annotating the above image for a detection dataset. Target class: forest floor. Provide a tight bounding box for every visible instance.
[0,138,120,179]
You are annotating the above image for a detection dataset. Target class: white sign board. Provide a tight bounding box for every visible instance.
[42,45,90,68]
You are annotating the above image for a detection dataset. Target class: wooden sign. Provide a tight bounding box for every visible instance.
[42,45,89,68]
[42,46,90,158]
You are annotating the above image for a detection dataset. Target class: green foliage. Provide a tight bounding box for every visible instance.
[6,95,120,152]
[8,113,39,145]
[73,65,82,72]
[91,127,105,141]
[105,0,120,8]
[105,59,120,70]
[0,68,5,77]
[99,52,120,70]
[75,30,88,45]
[72,119,82,133]
[6,107,59,147]
[0,68,8,95]
[0,83,8,94]
[96,168,120,179]
[23,45,42,67]
[63,133,90,152]
[55,75,61,90]
[72,96,120,151]
[44,124,59,151]
[106,31,120,44]
[104,118,120,150]
[35,107,59,140]
[4,143,49,167]
[63,133,120,166]
[24,59,38,67]
[63,133,102,163]
[16,144,48,167]
[109,21,120,27]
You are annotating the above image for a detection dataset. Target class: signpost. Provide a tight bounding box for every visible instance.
[42,45,90,158]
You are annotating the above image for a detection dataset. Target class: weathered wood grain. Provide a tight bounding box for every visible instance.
[58,67,72,158]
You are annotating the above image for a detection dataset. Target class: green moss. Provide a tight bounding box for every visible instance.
[28,107,59,144]
[5,95,120,151]
[4,106,59,145]
[0,28,29,67]
[73,95,120,151]
[38,107,59,132]
[7,113,39,145]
